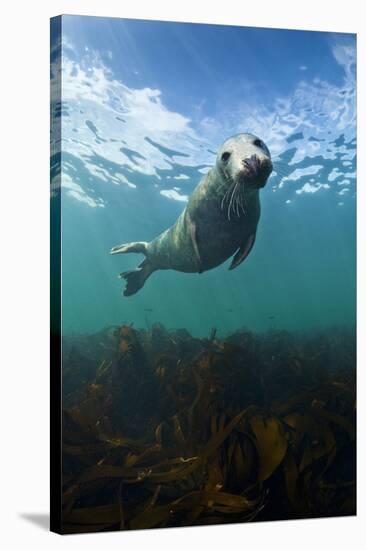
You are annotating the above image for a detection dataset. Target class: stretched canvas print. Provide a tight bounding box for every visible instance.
[50,15,356,534]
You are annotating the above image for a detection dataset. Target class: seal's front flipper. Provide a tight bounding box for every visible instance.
[119,260,153,297]
[110,241,148,256]
[229,234,256,271]
[187,214,202,272]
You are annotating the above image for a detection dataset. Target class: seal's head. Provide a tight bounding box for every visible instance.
[216,133,273,191]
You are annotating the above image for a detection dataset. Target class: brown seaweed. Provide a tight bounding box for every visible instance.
[61,324,356,533]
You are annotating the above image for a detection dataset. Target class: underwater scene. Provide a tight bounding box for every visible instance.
[50,16,356,533]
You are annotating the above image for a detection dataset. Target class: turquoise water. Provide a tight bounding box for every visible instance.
[51,17,356,337]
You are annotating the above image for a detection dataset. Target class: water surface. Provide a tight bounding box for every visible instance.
[51,17,356,337]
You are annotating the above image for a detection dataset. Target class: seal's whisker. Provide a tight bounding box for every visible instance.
[220,184,231,204]
[238,193,245,214]
[240,189,246,216]
[234,192,239,217]
[217,179,229,193]
[226,193,232,220]
[228,181,239,221]
[236,194,241,218]
[217,169,234,195]
[235,192,241,217]
[222,176,235,191]
[243,188,248,215]
[231,184,239,220]
[221,178,236,211]
[221,186,232,210]
[238,189,246,216]
[224,180,247,219]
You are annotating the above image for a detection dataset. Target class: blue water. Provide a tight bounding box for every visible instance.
[51,16,356,337]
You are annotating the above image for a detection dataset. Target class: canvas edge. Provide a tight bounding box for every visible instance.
[50,14,63,535]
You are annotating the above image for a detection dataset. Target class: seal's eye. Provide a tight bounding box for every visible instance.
[253,138,263,149]
[221,151,231,162]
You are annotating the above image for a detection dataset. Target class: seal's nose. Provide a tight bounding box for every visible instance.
[242,154,273,188]
[243,154,260,176]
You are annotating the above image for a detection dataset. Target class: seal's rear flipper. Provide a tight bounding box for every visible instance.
[110,241,148,256]
[119,261,153,297]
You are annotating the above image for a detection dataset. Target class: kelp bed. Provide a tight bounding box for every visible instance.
[61,325,356,533]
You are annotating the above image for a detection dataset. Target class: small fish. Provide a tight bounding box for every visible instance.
[144,308,153,312]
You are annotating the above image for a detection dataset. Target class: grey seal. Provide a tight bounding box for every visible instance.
[111,133,272,296]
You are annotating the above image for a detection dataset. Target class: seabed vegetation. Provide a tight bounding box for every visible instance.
[61,324,356,533]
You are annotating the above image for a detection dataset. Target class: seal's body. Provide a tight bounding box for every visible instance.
[111,133,272,296]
